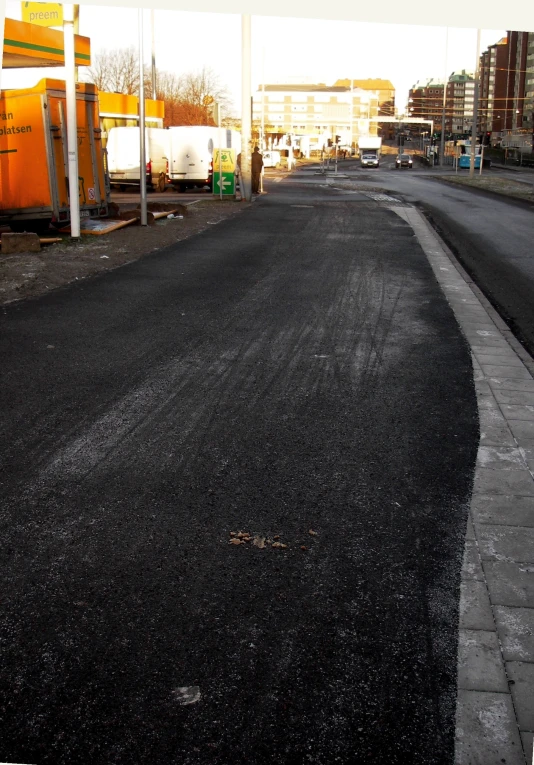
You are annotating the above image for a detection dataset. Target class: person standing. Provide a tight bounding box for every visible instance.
[251,146,263,195]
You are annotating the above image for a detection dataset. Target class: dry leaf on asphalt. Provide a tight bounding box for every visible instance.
[229,538,245,545]
[309,530,317,536]
[252,536,266,549]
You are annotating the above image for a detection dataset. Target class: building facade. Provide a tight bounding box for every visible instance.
[252,83,380,152]
[334,78,395,116]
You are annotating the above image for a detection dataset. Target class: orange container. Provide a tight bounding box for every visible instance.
[0,78,109,231]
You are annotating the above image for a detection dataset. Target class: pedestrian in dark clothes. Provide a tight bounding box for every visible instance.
[251,147,263,194]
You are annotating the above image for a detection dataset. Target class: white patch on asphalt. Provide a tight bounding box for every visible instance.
[364,192,402,203]
[291,205,314,208]
[173,686,201,705]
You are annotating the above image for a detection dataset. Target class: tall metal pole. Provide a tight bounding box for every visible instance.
[470,29,482,179]
[151,10,156,99]
[241,15,252,202]
[138,8,147,225]
[63,4,80,238]
[73,4,80,83]
[349,79,353,155]
[439,27,448,166]
[260,48,265,193]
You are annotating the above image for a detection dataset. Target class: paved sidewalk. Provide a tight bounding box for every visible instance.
[393,205,534,765]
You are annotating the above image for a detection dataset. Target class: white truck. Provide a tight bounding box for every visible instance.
[358,136,382,168]
[107,127,169,192]
[167,126,241,192]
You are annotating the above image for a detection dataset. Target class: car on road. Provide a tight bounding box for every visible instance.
[360,153,380,168]
[396,154,413,169]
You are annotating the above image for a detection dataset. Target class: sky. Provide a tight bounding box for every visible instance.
[3,2,505,115]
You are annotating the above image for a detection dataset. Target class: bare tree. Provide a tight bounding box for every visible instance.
[85,51,235,126]
[86,47,140,95]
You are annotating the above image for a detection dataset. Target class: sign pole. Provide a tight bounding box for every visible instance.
[219,107,223,201]
[138,8,147,226]
[63,4,80,238]
[241,14,252,202]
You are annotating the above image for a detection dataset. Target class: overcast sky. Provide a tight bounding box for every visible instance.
[3,2,505,114]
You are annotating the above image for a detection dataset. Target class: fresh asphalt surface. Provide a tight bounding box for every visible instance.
[334,154,534,358]
[1,175,479,763]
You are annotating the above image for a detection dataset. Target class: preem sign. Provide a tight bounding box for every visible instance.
[21,2,63,27]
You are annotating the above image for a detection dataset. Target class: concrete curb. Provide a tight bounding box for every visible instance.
[391,205,534,765]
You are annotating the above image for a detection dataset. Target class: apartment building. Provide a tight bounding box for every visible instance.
[252,82,380,150]
[334,78,395,116]
[408,79,446,132]
[479,37,509,133]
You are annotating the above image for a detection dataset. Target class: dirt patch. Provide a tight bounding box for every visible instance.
[0,199,250,306]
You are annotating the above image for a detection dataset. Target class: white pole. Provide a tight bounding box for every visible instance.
[260,47,265,193]
[151,10,156,99]
[440,27,448,166]
[470,29,482,179]
[349,79,353,155]
[138,8,147,225]
[241,15,252,202]
[218,107,223,201]
[63,5,80,238]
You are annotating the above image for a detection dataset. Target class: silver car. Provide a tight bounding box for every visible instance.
[360,153,379,168]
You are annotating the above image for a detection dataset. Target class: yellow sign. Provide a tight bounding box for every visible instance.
[21,2,64,27]
[213,148,236,173]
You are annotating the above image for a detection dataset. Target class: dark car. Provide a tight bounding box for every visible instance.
[395,153,413,169]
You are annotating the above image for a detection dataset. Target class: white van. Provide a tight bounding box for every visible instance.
[262,150,281,168]
[107,127,169,192]
[167,126,241,192]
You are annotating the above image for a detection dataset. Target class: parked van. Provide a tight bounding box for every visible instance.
[167,126,241,192]
[262,150,281,168]
[107,127,169,192]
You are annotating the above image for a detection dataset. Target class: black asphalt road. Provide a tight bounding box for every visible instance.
[1,178,479,764]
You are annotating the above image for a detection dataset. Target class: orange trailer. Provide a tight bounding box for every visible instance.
[0,78,109,232]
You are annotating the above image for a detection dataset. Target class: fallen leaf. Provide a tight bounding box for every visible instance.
[309,530,317,536]
[300,546,308,551]
[230,531,237,537]
[229,538,244,545]
[252,536,266,549]
[272,542,282,548]
[273,535,281,540]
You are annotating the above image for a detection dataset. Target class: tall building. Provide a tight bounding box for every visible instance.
[408,79,445,132]
[447,71,475,135]
[479,36,509,134]
[252,82,380,151]
[334,78,395,116]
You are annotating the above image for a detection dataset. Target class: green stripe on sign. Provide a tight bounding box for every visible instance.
[0,149,18,154]
[3,38,91,61]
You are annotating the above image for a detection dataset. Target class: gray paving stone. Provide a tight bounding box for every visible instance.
[457,630,508,692]
[460,581,496,630]
[508,420,534,444]
[455,690,526,765]
[479,425,517,447]
[472,345,522,357]
[480,408,513,428]
[520,731,533,764]
[495,390,534,406]
[471,496,534,527]
[506,662,534,731]
[482,365,532,380]
[489,378,534,393]
[466,516,476,540]
[477,395,502,411]
[483,561,534,607]
[478,525,534,562]
[501,405,534,422]
[475,381,493,396]
[473,469,534,497]
[519,448,534,474]
[462,540,485,581]
[476,354,526,368]
[477,447,526,470]
[494,607,534,662]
